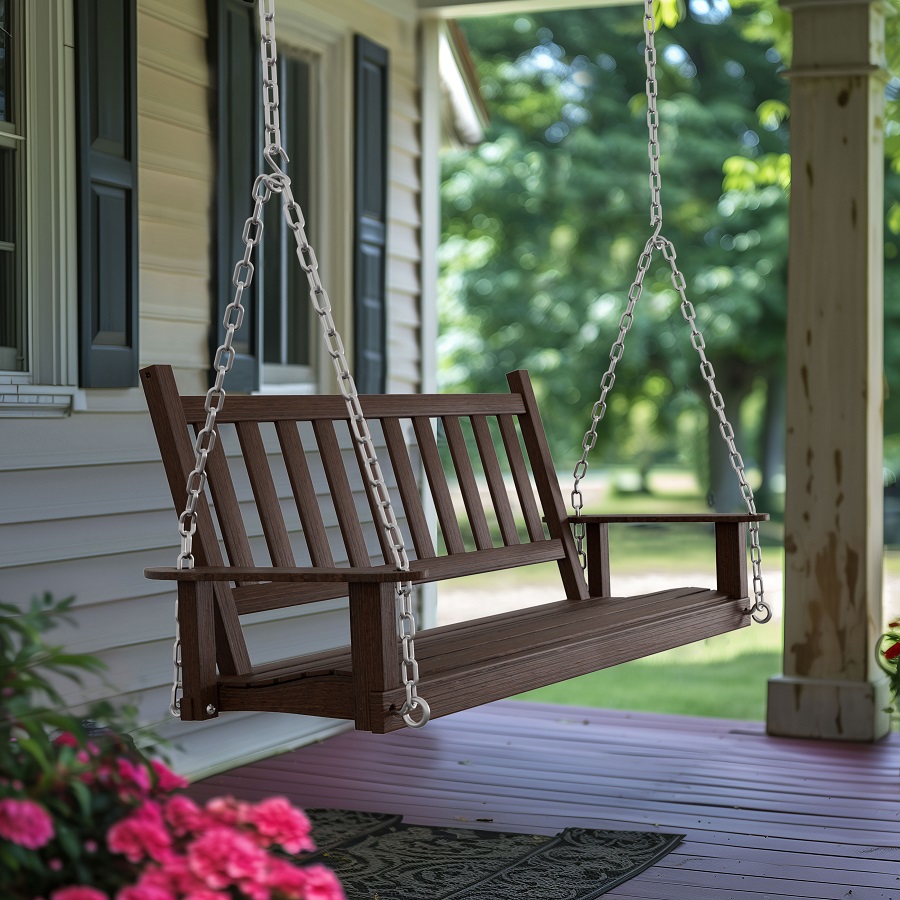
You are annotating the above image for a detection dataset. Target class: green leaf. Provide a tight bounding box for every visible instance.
[757,99,789,130]
[55,821,81,861]
[70,779,94,820]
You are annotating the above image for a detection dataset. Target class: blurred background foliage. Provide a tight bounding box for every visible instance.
[438,0,900,516]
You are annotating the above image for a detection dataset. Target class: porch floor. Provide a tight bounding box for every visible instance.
[191,701,900,899]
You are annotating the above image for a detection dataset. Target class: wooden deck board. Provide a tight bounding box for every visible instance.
[191,701,900,896]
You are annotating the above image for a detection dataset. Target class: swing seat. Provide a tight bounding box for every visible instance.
[142,364,765,733]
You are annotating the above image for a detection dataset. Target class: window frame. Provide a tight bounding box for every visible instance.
[0,0,80,415]
[212,0,351,398]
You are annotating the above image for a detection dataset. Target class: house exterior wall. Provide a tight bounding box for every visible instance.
[0,0,425,778]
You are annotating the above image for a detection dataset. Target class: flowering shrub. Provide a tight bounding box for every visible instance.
[876,620,900,711]
[1,595,344,900]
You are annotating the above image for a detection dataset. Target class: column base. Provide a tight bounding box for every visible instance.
[767,675,891,742]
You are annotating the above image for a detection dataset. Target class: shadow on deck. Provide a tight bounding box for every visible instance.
[190,701,900,898]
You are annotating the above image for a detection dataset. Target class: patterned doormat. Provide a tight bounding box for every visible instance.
[302,808,683,900]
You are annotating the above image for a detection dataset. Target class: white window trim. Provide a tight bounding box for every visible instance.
[254,12,352,398]
[0,0,81,416]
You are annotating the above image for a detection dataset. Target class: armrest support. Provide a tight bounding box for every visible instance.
[575,514,764,600]
[144,565,429,583]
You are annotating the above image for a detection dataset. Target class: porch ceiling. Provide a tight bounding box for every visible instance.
[190,701,900,896]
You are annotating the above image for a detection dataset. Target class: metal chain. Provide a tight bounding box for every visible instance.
[169,0,430,726]
[265,0,428,727]
[571,0,770,624]
[170,174,272,718]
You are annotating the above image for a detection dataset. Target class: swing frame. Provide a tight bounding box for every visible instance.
[143,363,765,733]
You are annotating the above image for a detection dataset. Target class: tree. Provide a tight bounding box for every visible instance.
[440,2,791,508]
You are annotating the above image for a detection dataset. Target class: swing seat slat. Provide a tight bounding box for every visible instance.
[142,364,765,732]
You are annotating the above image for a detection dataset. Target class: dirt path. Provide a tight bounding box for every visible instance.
[437,566,900,628]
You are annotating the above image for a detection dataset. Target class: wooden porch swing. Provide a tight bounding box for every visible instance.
[143,0,769,734]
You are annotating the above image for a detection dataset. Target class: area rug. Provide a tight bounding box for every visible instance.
[302,808,683,900]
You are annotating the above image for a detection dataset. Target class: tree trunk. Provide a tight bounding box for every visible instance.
[756,373,786,512]
[705,366,755,512]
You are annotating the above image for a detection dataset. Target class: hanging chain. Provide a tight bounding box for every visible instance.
[170,174,272,718]
[571,0,770,624]
[259,1,428,724]
[258,0,428,726]
[169,0,429,725]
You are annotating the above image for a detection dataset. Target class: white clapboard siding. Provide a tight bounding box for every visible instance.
[1,0,428,780]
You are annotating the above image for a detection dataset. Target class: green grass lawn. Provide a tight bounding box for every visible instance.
[516,623,783,720]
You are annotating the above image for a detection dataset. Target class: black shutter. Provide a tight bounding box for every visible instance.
[76,0,139,388]
[210,0,260,392]
[353,36,389,394]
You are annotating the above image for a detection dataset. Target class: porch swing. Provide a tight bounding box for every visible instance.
[143,0,769,734]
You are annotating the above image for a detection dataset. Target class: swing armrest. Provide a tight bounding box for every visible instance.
[566,513,768,524]
[144,565,429,583]
[567,513,767,600]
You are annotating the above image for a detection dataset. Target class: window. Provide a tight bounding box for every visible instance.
[261,52,316,387]
[0,0,136,413]
[0,0,24,374]
[213,3,374,396]
[215,0,323,393]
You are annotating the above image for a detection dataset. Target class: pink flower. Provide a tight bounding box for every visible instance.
[138,854,214,897]
[245,797,314,853]
[0,797,55,849]
[117,757,152,795]
[266,862,345,900]
[299,865,347,900]
[236,882,270,900]
[265,860,345,900]
[50,889,110,900]
[203,796,247,826]
[187,827,267,889]
[164,795,208,837]
[53,731,79,748]
[107,801,173,863]
[151,759,189,792]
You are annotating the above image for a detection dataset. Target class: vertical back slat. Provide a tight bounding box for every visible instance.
[412,416,466,555]
[506,370,590,601]
[442,416,493,551]
[497,415,545,542]
[471,416,519,547]
[140,365,251,676]
[312,420,371,565]
[197,425,255,569]
[382,417,436,559]
[235,422,296,567]
[351,425,394,564]
[275,421,335,567]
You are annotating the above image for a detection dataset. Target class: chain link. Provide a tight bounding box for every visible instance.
[169,0,430,725]
[571,0,770,624]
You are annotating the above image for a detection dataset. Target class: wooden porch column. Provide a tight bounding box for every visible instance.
[767,0,890,741]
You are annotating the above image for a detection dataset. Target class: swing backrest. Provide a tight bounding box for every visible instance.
[142,365,589,673]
